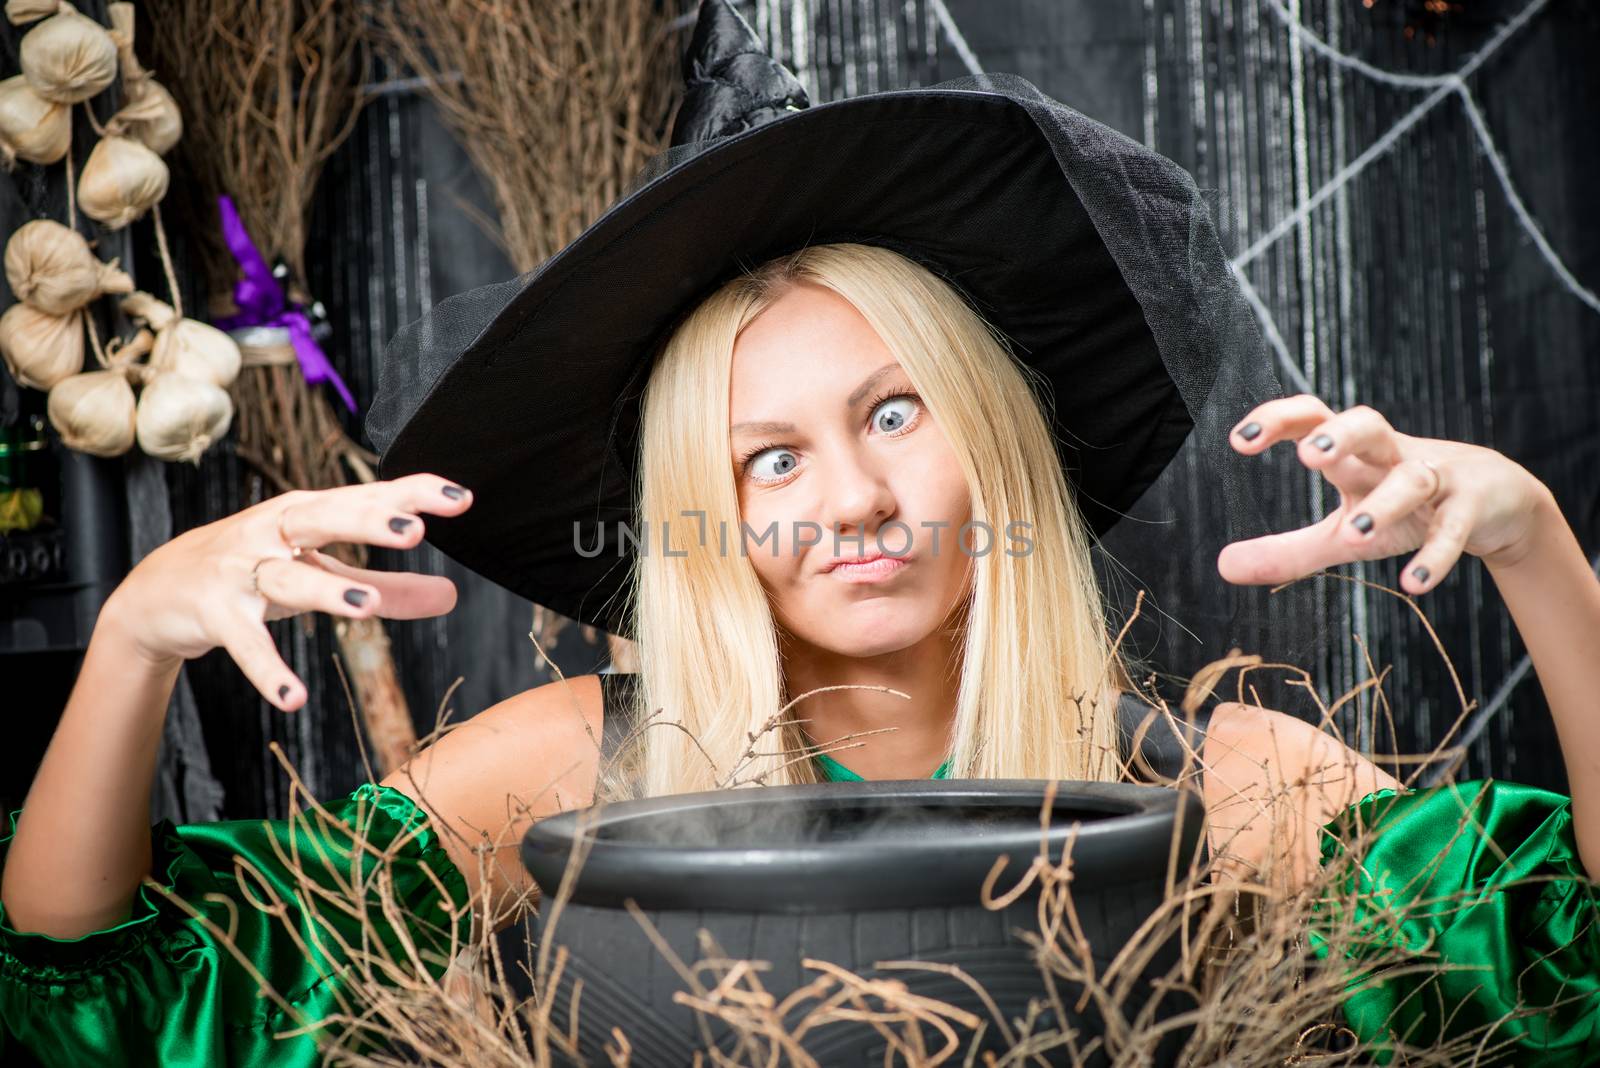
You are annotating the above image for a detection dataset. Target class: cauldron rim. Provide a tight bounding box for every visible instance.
[522,779,1204,912]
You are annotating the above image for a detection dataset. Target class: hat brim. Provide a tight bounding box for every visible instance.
[376,86,1195,638]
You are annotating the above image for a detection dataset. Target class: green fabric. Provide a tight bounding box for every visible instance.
[813,751,953,780]
[0,784,469,1068]
[1308,778,1600,1066]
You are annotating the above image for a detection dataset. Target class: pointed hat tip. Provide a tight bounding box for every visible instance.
[670,0,810,148]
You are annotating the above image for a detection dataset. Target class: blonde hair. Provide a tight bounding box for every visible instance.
[604,242,1136,800]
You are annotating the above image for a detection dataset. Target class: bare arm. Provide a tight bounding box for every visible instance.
[1215,394,1596,886]
[1478,484,1600,879]
[1201,701,1404,893]
[0,475,469,939]
[378,673,607,931]
[0,601,182,935]
[1201,487,1598,891]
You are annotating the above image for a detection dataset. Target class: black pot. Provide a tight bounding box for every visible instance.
[522,780,1204,1066]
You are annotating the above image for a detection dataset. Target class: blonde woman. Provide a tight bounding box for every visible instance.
[4,236,1595,1066]
[4,5,1597,1063]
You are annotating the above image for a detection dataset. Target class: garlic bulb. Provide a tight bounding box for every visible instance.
[111,78,180,156]
[5,0,67,21]
[46,367,136,457]
[121,291,241,388]
[106,3,181,155]
[152,318,240,388]
[5,219,132,315]
[77,134,169,229]
[0,301,83,389]
[0,74,69,167]
[11,1,118,106]
[135,371,234,464]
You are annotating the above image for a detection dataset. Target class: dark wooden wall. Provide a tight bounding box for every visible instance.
[6,0,1597,822]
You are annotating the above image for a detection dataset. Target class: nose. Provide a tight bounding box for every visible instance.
[819,444,897,545]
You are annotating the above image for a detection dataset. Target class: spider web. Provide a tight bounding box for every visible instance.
[922,0,1598,771]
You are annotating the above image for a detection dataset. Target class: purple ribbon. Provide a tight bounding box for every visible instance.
[212,194,356,413]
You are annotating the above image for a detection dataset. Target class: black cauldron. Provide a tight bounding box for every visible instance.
[522,780,1204,1066]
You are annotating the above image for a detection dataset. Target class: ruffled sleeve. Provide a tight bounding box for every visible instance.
[0,784,471,1068]
[1309,779,1600,1067]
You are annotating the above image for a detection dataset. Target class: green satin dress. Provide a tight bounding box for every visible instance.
[1308,779,1600,1065]
[0,784,469,1067]
[3,770,1596,1065]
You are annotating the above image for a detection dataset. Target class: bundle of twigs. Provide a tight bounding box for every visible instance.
[140,0,416,772]
[366,0,687,275]
[368,0,693,673]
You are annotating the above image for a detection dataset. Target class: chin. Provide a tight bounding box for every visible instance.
[809,601,942,659]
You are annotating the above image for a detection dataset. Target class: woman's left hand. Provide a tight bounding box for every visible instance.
[1216,394,1552,594]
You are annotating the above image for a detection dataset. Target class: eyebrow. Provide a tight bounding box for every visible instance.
[729,362,904,438]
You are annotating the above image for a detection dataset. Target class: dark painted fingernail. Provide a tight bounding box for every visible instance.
[1412,565,1430,584]
[344,588,369,607]
[389,516,414,533]
[1351,513,1374,534]
[278,684,291,701]
[1236,421,1262,441]
[1312,434,1335,452]
[442,484,466,500]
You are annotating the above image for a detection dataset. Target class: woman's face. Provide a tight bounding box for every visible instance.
[728,281,974,658]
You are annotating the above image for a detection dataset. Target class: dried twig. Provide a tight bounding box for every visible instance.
[365,0,688,273]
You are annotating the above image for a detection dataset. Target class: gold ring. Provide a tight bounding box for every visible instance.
[250,557,271,596]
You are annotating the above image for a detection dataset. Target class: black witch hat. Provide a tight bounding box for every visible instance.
[366,0,1283,640]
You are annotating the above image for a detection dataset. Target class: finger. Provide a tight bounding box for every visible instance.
[279,497,426,555]
[1340,458,1445,547]
[1293,406,1401,474]
[1230,393,1338,452]
[253,556,383,619]
[276,475,473,551]
[1402,495,1474,596]
[372,472,475,517]
[220,614,306,712]
[1216,511,1352,586]
[301,549,457,619]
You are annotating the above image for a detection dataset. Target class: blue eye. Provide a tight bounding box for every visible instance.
[872,394,919,434]
[738,391,921,485]
[747,447,798,482]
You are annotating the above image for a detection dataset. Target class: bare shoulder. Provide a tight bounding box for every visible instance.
[410,672,608,808]
[1203,701,1402,793]
[1200,700,1404,888]
[377,673,609,917]
[485,672,607,751]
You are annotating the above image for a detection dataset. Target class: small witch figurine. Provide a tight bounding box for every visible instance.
[2,1,1596,1065]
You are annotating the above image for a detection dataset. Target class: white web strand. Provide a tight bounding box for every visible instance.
[1230,266,1315,395]
[1247,0,1597,317]
[927,0,988,81]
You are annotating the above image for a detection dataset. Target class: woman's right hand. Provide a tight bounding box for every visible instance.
[100,473,472,711]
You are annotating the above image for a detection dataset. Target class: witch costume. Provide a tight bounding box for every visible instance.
[3,1,1597,1064]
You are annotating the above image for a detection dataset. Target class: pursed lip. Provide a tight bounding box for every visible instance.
[822,551,910,573]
